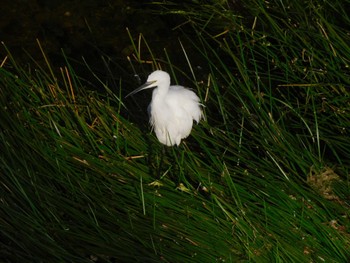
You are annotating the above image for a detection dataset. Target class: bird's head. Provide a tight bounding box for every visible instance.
[125,70,170,98]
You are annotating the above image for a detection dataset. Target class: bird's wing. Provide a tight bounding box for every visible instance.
[167,86,203,123]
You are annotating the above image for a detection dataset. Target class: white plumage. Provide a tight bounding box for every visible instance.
[126,70,203,146]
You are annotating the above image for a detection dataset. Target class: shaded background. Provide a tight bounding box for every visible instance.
[0,0,187,85]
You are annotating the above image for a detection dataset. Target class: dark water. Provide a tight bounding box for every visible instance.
[0,0,187,86]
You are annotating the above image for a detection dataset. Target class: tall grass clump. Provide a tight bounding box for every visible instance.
[1,0,350,262]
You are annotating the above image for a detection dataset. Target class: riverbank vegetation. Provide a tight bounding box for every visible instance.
[1,0,349,262]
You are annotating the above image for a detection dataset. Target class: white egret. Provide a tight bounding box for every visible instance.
[126,70,203,146]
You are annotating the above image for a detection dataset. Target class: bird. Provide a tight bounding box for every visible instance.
[126,70,203,146]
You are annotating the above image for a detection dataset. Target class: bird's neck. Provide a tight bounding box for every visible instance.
[152,86,168,101]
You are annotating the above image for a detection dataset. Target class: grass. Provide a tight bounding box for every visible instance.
[1,0,350,262]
